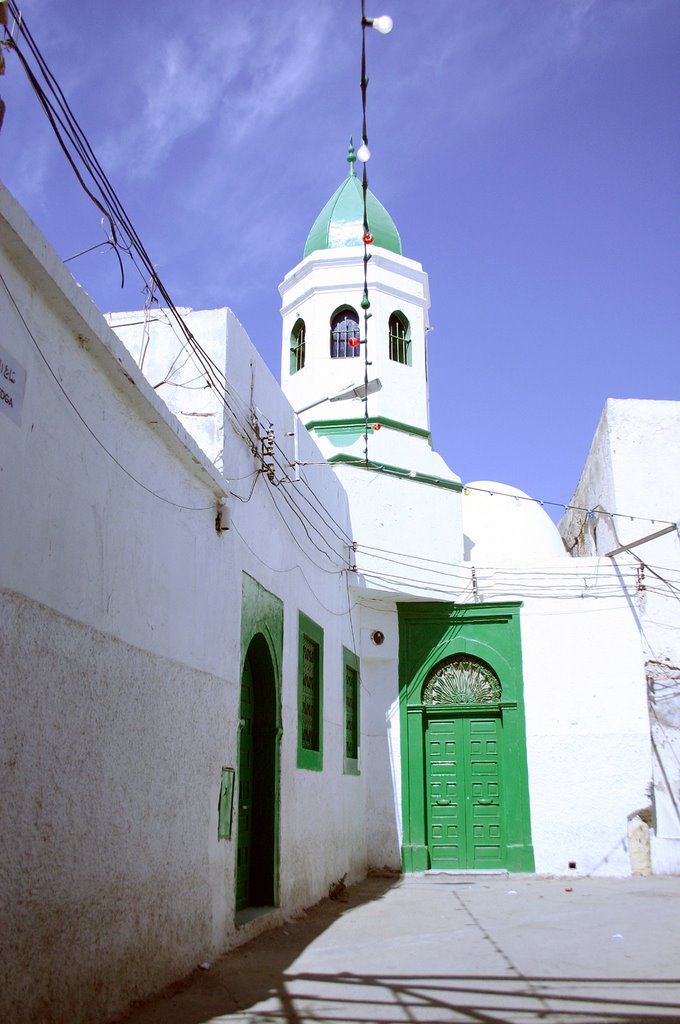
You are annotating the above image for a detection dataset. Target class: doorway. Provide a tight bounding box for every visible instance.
[426,713,503,869]
[397,601,535,874]
[236,633,278,912]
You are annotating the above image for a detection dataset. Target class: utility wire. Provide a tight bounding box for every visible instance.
[5,9,351,552]
[463,483,676,530]
[1,269,217,512]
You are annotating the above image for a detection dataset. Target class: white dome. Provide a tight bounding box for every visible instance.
[462,481,568,564]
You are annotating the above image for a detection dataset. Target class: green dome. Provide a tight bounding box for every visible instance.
[304,141,402,258]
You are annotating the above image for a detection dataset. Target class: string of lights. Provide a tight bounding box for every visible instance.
[358,4,393,463]
[462,483,676,529]
[8,3,677,614]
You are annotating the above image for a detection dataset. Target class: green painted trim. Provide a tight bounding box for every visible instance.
[327,454,463,492]
[306,416,432,442]
[297,611,324,772]
[397,601,535,874]
[342,646,360,776]
[239,573,284,909]
[217,766,235,840]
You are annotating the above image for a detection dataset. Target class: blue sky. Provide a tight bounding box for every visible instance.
[3,0,679,520]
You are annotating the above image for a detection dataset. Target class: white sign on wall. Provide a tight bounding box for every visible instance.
[0,343,27,426]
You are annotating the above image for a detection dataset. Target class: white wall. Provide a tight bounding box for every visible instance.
[520,586,651,876]
[560,399,680,873]
[0,183,368,1024]
[280,246,432,434]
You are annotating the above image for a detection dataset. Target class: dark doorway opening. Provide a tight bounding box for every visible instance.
[236,633,278,912]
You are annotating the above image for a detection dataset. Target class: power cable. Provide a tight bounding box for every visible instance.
[1,269,217,512]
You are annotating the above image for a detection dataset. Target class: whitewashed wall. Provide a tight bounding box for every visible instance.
[519,582,651,875]
[458,492,653,875]
[0,184,367,1024]
[560,399,680,873]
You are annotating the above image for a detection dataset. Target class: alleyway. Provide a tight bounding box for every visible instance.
[117,873,680,1023]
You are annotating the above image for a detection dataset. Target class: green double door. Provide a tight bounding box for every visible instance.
[426,715,503,869]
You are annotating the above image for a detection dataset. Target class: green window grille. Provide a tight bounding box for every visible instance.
[343,647,360,775]
[330,308,361,358]
[297,613,323,771]
[422,654,501,706]
[389,312,411,365]
[301,635,320,750]
[290,318,306,374]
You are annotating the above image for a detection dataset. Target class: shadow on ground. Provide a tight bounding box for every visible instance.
[115,876,399,1024]
[115,875,680,1024]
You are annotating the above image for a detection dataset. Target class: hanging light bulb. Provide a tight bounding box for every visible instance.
[363,231,374,244]
[357,141,371,162]
[369,15,393,33]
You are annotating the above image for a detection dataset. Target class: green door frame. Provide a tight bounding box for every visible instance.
[237,574,283,914]
[398,601,535,873]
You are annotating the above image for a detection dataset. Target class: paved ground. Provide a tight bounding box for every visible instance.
[117,873,680,1023]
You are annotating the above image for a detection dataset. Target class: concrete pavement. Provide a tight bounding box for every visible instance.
[117,873,680,1023]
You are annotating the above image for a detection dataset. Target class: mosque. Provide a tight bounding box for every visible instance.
[1,139,678,1024]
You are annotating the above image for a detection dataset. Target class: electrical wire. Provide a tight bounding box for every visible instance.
[266,476,349,569]
[64,239,116,264]
[261,483,347,576]
[1,269,217,512]
[265,435,355,553]
[463,484,676,530]
[4,5,258,450]
[268,429,355,546]
[9,6,677,603]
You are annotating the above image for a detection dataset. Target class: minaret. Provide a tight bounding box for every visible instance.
[279,142,463,571]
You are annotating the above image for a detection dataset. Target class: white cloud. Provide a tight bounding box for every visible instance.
[98,1,333,177]
[381,0,667,128]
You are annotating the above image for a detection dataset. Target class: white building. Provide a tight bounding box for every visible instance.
[1,147,677,1024]
[560,398,680,874]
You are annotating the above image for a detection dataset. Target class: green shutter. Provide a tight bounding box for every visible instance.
[297,612,324,771]
[343,647,360,775]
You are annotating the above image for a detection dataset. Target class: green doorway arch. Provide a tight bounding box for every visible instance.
[236,574,283,916]
[398,602,534,873]
[236,634,279,911]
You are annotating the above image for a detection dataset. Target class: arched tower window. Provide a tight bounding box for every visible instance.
[389,311,411,365]
[422,655,501,706]
[330,307,361,359]
[290,318,306,374]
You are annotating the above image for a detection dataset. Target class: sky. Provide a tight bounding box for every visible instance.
[2,0,679,521]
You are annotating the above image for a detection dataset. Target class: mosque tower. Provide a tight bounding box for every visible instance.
[279,142,463,570]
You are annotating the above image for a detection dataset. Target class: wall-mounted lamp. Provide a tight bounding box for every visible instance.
[215,499,230,533]
[294,377,382,416]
